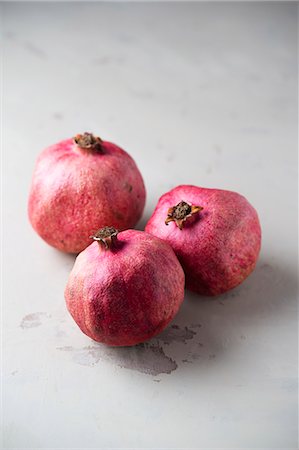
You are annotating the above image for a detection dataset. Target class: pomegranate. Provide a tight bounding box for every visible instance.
[145,185,261,296]
[28,133,146,253]
[64,227,185,346]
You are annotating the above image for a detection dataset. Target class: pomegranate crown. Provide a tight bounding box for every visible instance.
[90,226,119,249]
[74,132,103,152]
[165,201,203,230]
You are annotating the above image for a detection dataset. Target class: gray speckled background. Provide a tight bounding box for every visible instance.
[3,2,298,448]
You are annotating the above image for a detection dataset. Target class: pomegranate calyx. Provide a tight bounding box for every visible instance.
[165,201,203,230]
[90,226,119,249]
[74,132,103,153]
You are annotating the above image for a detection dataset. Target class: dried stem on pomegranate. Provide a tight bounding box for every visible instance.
[165,201,203,230]
[90,226,119,249]
[74,132,103,153]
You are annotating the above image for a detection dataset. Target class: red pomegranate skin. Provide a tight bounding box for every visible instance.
[64,230,185,346]
[28,137,146,253]
[145,185,261,296]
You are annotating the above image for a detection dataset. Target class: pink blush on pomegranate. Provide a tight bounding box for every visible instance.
[64,228,185,346]
[28,133,146,253]
[146,185,261,296]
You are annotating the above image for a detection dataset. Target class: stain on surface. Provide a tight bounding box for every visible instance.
[57,323,205,375]
[166,153,175,163]
[4,31,16,40]
[156,324,197,345]
[55,326,67,338]
[191,353,201,360]
[190,323,202,329]
[260,263,273,271]
[24,42,47,59]
[116,343,177,375]
[20,312,50,329]
[53,112,63,120]
[57,342,177,376]
[213,144,222,154]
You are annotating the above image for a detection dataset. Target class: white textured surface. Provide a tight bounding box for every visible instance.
[2,2,298,449]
